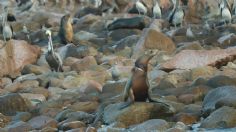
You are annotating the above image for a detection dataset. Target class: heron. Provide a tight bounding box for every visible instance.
[45,30,63,72]
[168,0,184,28]
[219,0,231,25]
[135,0,147,16]
[152,0,162,19]
[111,62,120,81]
[186,24,194,38]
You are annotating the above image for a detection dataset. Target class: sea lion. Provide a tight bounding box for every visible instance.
[91,50,174,127]
[58,14,73,44]
[121,50,173,109]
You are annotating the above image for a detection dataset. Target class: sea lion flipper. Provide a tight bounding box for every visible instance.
[123,76,133,102]
[120,88,134,110]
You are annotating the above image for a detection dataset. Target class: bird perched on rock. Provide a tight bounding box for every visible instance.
[45,30,63,72]
[22,24,31,42]
[2,7,13,43]
[91,0,102,8]
[111,62,120,81]
[135,0,147,16]
[168,0,184,28]
[58,14,74,44]
[152,0,162,19]
[186,24,194,38]
[219,0,231,25]
[232,0,236,16]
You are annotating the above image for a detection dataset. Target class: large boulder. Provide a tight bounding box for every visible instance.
[161,47,236,71]
[107,16,151,30]
[202,86,236,116]
[200,106,236,128]
[28,115,57,130]
[206,75,236,88]
[129,119,170,131]
[0,93,32,116]
[103,102,175,127]
[132,28,176,58]
[0,40,40,77]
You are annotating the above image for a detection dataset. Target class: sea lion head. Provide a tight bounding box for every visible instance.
[134,50,158,72]
[61,14,72,26]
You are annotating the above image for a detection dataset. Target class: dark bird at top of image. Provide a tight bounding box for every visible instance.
[2,7,13,42]
[7,13,16,22]
[168,0,185,28]
[58,14,74,45]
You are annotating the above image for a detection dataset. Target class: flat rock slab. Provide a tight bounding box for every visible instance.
[132,28,176,58]
[161,47,236,71]
[200,106,236,128]
[107,16,151,30]
[28,115,57,130]
[129,119,169,132]
[202,86,236,116]
[103,102,174,127]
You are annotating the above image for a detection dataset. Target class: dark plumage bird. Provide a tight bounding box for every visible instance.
[58,14,73,44]
[45,30,63,72]
[7,13,16,22]
[168,0,184,28]
[219,0,231,24]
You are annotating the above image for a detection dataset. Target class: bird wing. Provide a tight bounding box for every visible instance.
[53,52,63,66]
[7,13,16,22]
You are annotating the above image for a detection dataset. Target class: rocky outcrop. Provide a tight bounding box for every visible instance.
[0,40,40,77]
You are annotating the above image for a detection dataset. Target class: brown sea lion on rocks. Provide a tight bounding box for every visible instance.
[91,50,174,127]
[121,50,174,110]
[58,14,73,44]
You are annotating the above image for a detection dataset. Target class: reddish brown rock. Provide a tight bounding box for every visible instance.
[68,101,99,113]
[0,93,32,116]
[61,121,86,131]
[71,56,97,72]
[103,102,175,127]
[161,47,236,71]
[132,28,176,58]
[178,94,195,104]
[78,80,103,93]
[173,113,198,125]
[0,40,40,77]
